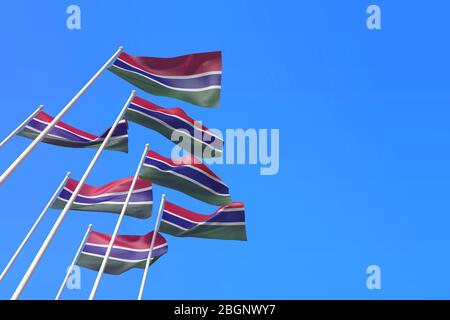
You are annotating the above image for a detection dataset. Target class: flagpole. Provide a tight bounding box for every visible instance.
[11,90,135,300]
[55,224,93,300]
[0,105,44,148]
[137,194,166,300]
[88,143,150,300]
[0,46,124,187]
[0,172,71,282]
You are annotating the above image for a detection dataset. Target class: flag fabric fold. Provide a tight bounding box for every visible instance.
[127,96,223,158]
[109,51,222,107]
[160,201,247,241]
[18,111,129,153]
[51,177,153,219]
[77,230,168,275]
[140,150,232,206]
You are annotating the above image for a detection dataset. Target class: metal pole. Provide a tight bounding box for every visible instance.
[0,172,71,282]
[137,194,166,300]
[11,90,135,300]
[0,46,124,186]
[55,224,93,300]
[88,143,150,300]
[0,105,44,148]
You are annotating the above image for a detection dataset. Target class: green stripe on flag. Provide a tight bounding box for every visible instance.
[160,221,247,241]
[77,253,161,275]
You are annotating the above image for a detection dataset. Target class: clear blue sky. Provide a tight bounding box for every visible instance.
[1,1,450,299]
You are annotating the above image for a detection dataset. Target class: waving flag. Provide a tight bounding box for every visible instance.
[51,177,153,219]
[140,151,231,206]
[77,230,168,275]
[18,111,128,153]
[109,51,222,107]
[161,201,247,241]
[127,96,223,157]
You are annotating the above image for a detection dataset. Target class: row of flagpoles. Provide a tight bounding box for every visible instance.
[0,46,125,187]
[11,89,136,299]
[0,46,245,300]
[2,88,165,299]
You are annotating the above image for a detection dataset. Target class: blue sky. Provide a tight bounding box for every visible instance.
[1,1,450,299]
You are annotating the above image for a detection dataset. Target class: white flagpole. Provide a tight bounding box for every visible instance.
[0,46,124,187]
[55,224,93,300]
[137,194,166,300]
[0,105,44,148]
[88,143,150,300]
[11,90,135,300]
[0,172,71,282]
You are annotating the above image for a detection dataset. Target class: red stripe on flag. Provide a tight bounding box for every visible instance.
[35,111,97,140]
[118,51,222,77]
[218,202,245,211]
[164,201,245,223]
[65,177,152,196]
[87,231,166,250]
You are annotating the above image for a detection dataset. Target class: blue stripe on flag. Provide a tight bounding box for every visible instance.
[144,157,229,195]
[83,243,167,261]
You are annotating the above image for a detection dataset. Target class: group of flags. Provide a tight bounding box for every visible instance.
[1,49,246,299]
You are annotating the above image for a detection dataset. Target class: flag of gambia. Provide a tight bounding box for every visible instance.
[51,177,153,219]
[140,150,232,206]
[109,51,222,107]
[127,96,223,158]
[77,230,168,275]
[160,201,247,241]
[18,111,128,153]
